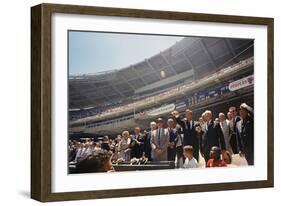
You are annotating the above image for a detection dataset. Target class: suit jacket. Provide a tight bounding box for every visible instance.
[144,131,152,160]
[151,128,169,161]
[174,127,184,147]
[167,128,177,143]
[236,116,254,165]
[130,133,145,158]
[175,117,199,149]
[167,127,177,161]
[229,116,241,153]
[203,120,226,155]
[220,120,231,149]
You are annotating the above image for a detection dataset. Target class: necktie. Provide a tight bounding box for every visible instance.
[233,118,236,132]
[158,128,161,145]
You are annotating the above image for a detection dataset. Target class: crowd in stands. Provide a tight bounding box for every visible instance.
[69,102,254,173]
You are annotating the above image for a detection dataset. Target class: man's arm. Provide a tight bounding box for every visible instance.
[171,111,185,129]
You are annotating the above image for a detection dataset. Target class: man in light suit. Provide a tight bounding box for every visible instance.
[151,118,169,161]
[218,113,232,153]
[167,119,177,161]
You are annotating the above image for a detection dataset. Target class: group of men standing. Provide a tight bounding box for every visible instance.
[123,102,254,166]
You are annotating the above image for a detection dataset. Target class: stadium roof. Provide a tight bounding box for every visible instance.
[69,37,253,109]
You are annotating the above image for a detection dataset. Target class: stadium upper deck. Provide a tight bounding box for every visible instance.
[69,37,253,110]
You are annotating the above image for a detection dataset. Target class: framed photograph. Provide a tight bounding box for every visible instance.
[31,3,274,202]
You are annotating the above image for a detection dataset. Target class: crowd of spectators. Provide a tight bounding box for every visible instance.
[69,102,254,173]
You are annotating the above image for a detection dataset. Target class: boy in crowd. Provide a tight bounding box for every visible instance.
[182,145,198,169]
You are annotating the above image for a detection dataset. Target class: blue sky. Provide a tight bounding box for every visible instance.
[68,31,184,75]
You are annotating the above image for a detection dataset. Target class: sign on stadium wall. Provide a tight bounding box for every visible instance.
[176,101,186,109]
[228,75,254,92]
[147,104,176,116]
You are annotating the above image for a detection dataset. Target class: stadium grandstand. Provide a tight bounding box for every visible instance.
[69,37,254,139]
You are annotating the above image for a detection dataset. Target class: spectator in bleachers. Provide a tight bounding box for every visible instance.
[101,136,110,151]
[68,143,77,162]
[75,142,85,162]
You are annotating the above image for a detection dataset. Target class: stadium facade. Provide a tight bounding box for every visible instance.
[68,37,254,138]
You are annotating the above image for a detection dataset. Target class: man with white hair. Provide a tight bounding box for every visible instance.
[202,110,226,164]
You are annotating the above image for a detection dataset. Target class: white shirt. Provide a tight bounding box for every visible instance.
[183,157,198,168]
[176,134,183,147]
[220,120,231,149]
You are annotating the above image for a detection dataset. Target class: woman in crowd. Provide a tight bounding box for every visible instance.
[117,130,132,161]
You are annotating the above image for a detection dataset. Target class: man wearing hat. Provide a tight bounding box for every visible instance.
[151,118,169,161]
[236,103,254,165]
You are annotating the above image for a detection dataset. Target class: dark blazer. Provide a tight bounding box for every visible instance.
[130,134,144,158]
[236,116,254,165]
[230,116,241,154]
[167,127,177,161]
[203,120,226,162]
[175,117,200,161]
[167,128,177,143]
[143,131,152,160]
[174,127,184,147]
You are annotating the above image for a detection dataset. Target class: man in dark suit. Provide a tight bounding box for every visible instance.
[171,109,200,161]
[143,121,157,161]
[130,127,144,158]
[202,110,227,164]
[228,106,241,154]
[167,118,177,161]
[236,103,254,165]
[174,124,184,168]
